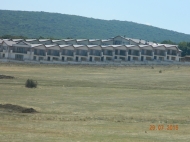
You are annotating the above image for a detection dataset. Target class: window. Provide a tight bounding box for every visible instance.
[39,57,43,60]
[90,50,93,55]
[39,50,45,56]
[33,56,36,60]
[133,50,139,56]
[53,50,59,56]
[53,57,58,61]
[76,50,80,55]
[81,50,87,56]
[15,54,24,60]
[120,50,126,56]
[62,49,66,55]
[34,49,37,55]
[47,50,51,55]
[67,50,73,56]
[141,49,145,54]
[171,50,176,55]
[114,40,121,45]
[0,45,3,52]
[107,50,112,56]
[128,50,131,55]
[146,50,152,56]
[17,47,27,53]
[18,47,23,53]
[115,50,118,55]
[94,50,101,56]
[160,51,165,56]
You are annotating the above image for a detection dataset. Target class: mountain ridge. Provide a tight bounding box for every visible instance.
[0,10,190,43]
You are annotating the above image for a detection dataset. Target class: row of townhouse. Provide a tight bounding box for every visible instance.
[3,36,153,46]
[0,36,182,63]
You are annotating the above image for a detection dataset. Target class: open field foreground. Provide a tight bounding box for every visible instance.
[0,63,190,142]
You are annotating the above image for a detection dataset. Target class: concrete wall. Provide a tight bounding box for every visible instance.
[1,58,190,66]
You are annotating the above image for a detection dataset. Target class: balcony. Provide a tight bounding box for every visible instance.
[34,52,46,56]
[128,53,139,56]
[141,53,153,56]
[76,53,88,56]
[13,50,28,54]
[67,53,74,56]
[154,53,165,56]
[47,53,60,56]
[103,51,113,56]
[75,50,88,56]
[115,50,126,56]
[103,53,113,56]
[47,50,60,56]
[76,51,88,56]
[167,53,177,56]
[115,53,126,56]
[89,51,101,56]
[62,50,74,56]
[62,52,74,56]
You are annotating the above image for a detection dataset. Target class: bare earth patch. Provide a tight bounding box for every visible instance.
[0,75,14,79]
[0,104,37,113]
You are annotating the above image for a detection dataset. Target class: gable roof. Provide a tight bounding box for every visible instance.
[39,39,51,42]
[89,39,101,42]
[12,39,24,42]
[14,41,31,46]
[52,39,65,43]
[73,45,87,48]
[45,45,56,48]
[2,40,17,46]
[76,39,88,42]
[101,39,113,42]
[31,44,43,48]
[25,39,38,42]
[87,45,100,48]
[62,39,76,42]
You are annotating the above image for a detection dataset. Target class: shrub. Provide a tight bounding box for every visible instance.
[25,79,38,88]
[159,70,162,73]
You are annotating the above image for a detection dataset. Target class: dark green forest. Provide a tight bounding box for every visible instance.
[1,10,190,43]
[1,10,190,56]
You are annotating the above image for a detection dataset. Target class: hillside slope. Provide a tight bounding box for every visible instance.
[0,10,190,42]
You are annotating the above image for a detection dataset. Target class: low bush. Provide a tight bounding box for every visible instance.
[25,79,37,88]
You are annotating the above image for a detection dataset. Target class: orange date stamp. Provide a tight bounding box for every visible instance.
[149,124,178,130]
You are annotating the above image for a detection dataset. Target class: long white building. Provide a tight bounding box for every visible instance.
[0,36,182,63]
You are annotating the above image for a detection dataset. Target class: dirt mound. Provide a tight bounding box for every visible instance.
[22,108,36,113]
[0,75,14,79]
[0,104,37,113]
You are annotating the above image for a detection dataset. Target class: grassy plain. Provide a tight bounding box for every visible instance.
[0,63,190,142]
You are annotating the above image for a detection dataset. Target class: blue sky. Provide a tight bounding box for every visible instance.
[0,0,190,34]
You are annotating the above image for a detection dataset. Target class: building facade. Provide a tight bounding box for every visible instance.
[0,36,182,63]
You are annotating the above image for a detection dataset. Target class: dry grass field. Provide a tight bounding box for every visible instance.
[0,63,190,142]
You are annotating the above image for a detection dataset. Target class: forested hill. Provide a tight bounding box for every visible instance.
[0,10,190,43]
